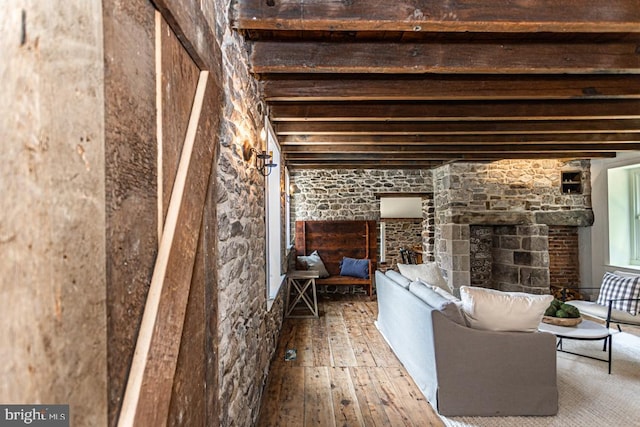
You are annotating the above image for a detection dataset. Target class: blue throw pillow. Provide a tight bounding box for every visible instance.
[339,257,369,279]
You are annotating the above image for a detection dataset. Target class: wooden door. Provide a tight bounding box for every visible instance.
[104,2,222,426]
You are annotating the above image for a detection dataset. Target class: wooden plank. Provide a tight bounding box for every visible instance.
[341,303,377,367]
[263,75,640,102]
[283,149,634,160]
[385,367,444,427]
[151,0,221,74]
[367,368,413,426]
[284,154,617,169]
[118,72,216,426]
[361,323,401,368]
[312,312,332,367]
[251,41,640,74]
[304,367,335,427]
[329,367,365,427]
[257,361,287,427]
[270,100,640,121]
[274,120,640,136]
[233,0,640,32]
[103,1,157,423]
[159,14,200,233]
[292,319,315,367]
[279,366,306,426]
[283,144,634,154]
[167,213,206,425]
[280,133,640,145]
[155,12,164,241]
[277,320,297,362]
[349,367,392,426]
[326,310,358,367]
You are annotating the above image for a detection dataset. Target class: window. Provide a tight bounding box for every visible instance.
[265,120,286,305]
[632,168,640,265]
[607,165,640,267]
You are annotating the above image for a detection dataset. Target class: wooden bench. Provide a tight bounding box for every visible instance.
[295,220,377,297]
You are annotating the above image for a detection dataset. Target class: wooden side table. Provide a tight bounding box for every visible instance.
[285,270,319,318]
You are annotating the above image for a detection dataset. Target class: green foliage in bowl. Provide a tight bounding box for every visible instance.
[544,299,581,318]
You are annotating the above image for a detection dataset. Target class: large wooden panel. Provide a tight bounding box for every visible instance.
[119,72,219,426]
[160,15,200,230]
[1,1,107,425]
[167,215,208,426]
[103,0,157,424]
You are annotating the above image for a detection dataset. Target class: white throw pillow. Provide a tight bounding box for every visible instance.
[397,262,452,293]
[459,286,553,332]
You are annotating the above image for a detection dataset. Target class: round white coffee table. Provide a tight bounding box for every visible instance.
[538,319,612,374]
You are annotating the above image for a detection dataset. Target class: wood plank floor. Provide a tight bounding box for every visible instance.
[257,294,444,427]
[258,293,640,427]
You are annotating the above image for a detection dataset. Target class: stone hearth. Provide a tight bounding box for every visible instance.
[441,210,593,295]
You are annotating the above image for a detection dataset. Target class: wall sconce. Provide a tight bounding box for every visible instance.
[249,147,277,177]
[242,125,276,176]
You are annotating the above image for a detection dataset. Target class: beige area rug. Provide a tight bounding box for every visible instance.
[441,331,640,427]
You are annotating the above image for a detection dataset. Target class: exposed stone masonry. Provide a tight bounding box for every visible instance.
[470,226,493,288]
[493,225,550,294]
[292,161,591,295]
[290,168,435,260]
[434,159,592,293]
[291,169,433,222]
[211,2,284,425]
[383,219,423,269]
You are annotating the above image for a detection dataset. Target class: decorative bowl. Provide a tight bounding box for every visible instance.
[541,316,582,327]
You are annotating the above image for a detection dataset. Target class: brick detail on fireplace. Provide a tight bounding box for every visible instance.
[548,226,580,288]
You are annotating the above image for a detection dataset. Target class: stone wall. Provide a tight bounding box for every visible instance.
[470,226,493,288]
[382,219,423,269]
[210,2,285,425]
[290,169,433,223]
[1,2,107,425]
[493,225,550,294]
[290,169,434,264]
[433,160,591,223]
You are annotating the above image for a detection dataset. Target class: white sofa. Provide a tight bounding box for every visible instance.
[375,269,559,416]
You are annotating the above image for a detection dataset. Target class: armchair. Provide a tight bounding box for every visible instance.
[561,288,640,331]
[560,270,640,331]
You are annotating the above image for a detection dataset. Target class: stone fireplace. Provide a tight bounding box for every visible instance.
[440,211,593,295]
[470,224,550,294]
[434,160,594,295]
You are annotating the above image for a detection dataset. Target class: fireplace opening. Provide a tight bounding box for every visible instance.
[469,224,580,295]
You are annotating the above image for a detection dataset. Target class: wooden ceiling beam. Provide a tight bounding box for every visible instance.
[285,151,616,162]
[251,41,640,74]
[282,144,636,153]
[274,120,640,135]
[284,161,446,170]
[262,75,640,101]
[233,0,640,33]
[280,133,640,145]
[270,100,640,121]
